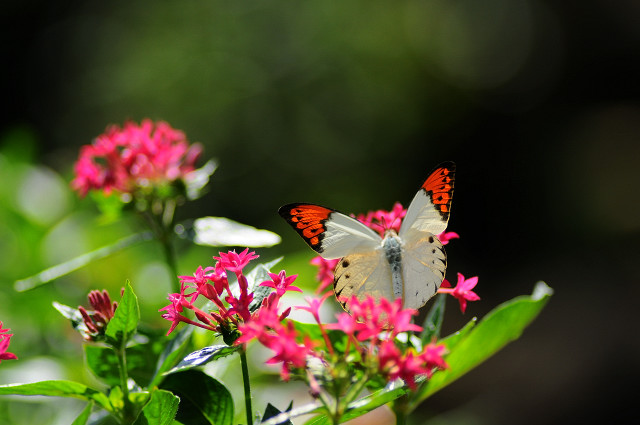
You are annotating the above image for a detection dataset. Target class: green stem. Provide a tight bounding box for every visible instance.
[392,394,410,425]
[160,231,180,293]
[240,348,254,425]
[114,344,135,423]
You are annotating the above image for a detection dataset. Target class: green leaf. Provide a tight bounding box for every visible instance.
[149,327,194,388]
[85,345,120,387]
[439,317,477,351]
[160,370,233,425]
[134,389,180,425]
[85,342,165,388]
[0,380,111,412]
[303,383,410,425]
[71,401,93,425]
[105,281,140,346]
[14,231,154,291]
[421,293,447,344]
[165,345,240,375]
[414,281,553,404]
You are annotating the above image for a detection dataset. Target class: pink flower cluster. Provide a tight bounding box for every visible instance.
[310,203,462,295]
[71,119,202,197]
[160,249,301,340]
[328,296,448,389]
[239,293,448,388]
[0,321,17,363]
[78,289,119,341]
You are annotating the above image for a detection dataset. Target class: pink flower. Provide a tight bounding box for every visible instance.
[355,202,406,236]
[378,342,448,390]
[71,119,202,197]
[296,292,332,324]
[420,342,448,373]
[437,231,459,245]
[213,248,259,274]
[262,322,313,381]
[259,270,302,297]
[438,273,481,313]
[77,289,120,341]
[0,322,17,363]
[331,296,422,343]
[178,265,228,302]
[310,257,339,294]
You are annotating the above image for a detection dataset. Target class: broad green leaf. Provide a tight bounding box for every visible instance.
[85,343,165,388]
[14,231,154,291]
[189,216,281,247]
[439,317,477,351]
[414,281,553,403]
[160,370,233,425]
[0,380,111,411]
[150,327,194,388]
[165,345,240,375]
[71,401,93,425]
[421,293,447,344]
[85,345,120,387]
[134,389,180,425]
[106,281,140,346]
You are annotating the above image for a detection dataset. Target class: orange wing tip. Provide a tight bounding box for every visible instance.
[278,203,334,252]
[421,162,456,219]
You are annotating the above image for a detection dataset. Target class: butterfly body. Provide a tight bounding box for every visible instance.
[279,162,455,311]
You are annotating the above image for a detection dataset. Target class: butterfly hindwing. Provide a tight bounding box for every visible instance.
[400,231,447,310]
[333,252,393,312]
[278,203,381,259]
[399,162,455,238]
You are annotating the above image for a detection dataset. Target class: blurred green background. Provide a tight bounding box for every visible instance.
[1,1,639,424]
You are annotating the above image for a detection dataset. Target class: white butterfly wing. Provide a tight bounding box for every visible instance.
[333,251,393,312]
[400,231,447,309]
[399,162,455,238]
[279,204,381,259]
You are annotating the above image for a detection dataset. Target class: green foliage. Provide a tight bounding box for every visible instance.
[414,281,553,404]
[165,345,240,375]
[105,282,140,347]
[420,293,447,343]
[0,381,112,412]
[135,390,180,425]
[71,401,94,425]
[160,370,234,425]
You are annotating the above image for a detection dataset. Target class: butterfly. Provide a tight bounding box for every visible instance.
[278,162,455,311]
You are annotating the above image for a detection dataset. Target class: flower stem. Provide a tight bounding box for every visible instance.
[240,348,254,425]
[114,344,136,423]
[392,394,410,425]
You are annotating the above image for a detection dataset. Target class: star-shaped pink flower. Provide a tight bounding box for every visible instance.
[438,272,481,313]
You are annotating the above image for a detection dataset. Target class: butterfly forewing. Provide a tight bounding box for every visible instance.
[399,162,455,238]
[278,203,380,259]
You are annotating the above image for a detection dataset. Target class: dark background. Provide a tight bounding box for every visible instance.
[1,1,639,424]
